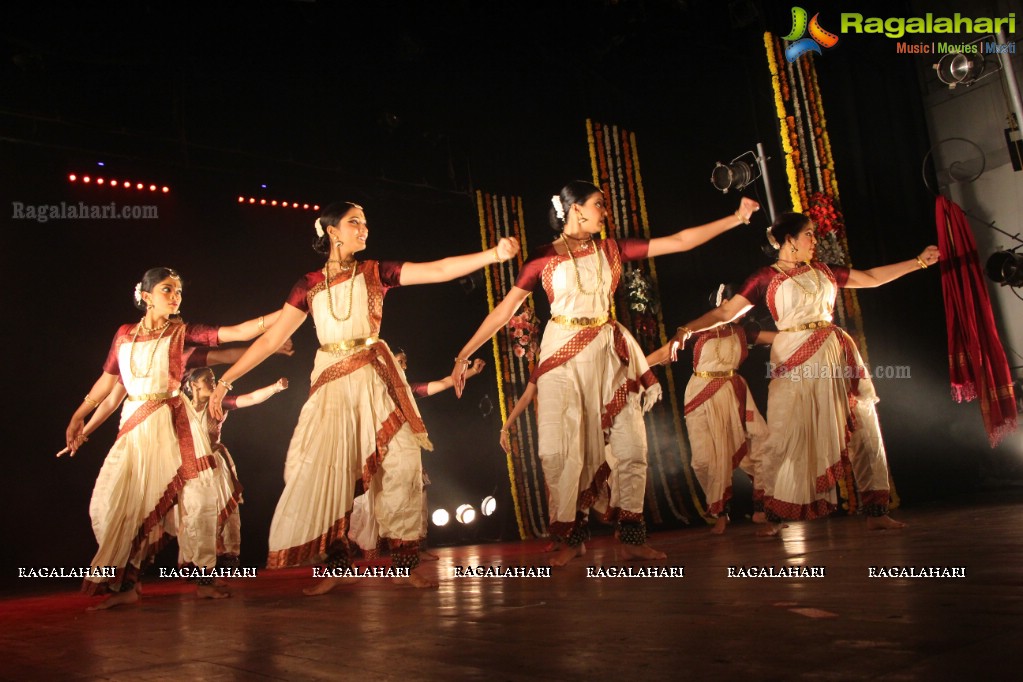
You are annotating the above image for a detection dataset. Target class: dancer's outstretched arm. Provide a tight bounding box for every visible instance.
[399,238,519,286]
[450,287,532,395]
[646,198,759,257]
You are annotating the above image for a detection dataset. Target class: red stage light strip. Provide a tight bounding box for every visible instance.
[237,196,320,211]
[68,173,168,193]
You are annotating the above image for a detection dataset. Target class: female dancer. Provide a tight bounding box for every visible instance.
[670,213,939,531]
[181,367,288,569]
[649,285,773,533]
[207,201,519,591]
[451,180,759,565]
[64,267,284,608]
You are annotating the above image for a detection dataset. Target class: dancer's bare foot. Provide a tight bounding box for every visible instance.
[751,511,767,524]
[419,549,440,562]
[541,540,562,553]
[550,542,585,567]
[711,516,728,535]
[393,568,438,589]
[197,584,230,599]
[866,515,906,530]
[616,543,667,561]
[756,522,784,537]
[303,576,358,596]
[87,588,139,611]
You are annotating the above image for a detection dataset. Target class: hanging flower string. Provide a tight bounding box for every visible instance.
[765,32,803,213]
[587,118,704,522]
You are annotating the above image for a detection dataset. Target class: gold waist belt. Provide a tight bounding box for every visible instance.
[551,314,609,328]
[694,369,735,379]
[780,320,832,333]
[127,389,179,402]
[320,336,380,354]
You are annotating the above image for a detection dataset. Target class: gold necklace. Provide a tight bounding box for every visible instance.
[561,235,603,295]
[324,260,357,322]
[712,325,732,366]
[129,317,171,378]
[772,261,821,298]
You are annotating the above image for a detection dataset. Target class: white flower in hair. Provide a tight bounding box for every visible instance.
[133,282,143,304]
[313,218,324,239]
[766,226,780,250]
[551,195,565,221]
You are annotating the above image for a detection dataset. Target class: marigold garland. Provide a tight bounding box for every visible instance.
[476,190,552,539]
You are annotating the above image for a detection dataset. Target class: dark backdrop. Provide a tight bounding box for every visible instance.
[2,0,1015,587]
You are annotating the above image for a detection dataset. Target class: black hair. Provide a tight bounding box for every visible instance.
[764,212,812,258]
[548,180,602,233]
[707,283,738,309]
[135,267,181,311]
[181,366,215,400]
[312,201,363,255]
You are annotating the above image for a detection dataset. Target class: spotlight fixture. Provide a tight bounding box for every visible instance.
[934,53,985,88]
[710,150,762,194]
[932,36,1002,89]
[455,504,477,524]
[431,509,450,526]
[481,496,497,517]
[985,249,1023,287]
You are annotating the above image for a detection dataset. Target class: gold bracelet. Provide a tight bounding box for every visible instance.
[454,357,471,366]
[258,315,266,332]
[915,256,928,270]
[217,379,234,391]
[677,326,693,337]
[83,394,99,408]
[735,210,750,225]
[492,247,501,263]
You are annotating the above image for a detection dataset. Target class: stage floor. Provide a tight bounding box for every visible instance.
[2,490,1021,680]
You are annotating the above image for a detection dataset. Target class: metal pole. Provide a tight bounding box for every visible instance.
[755,142,777,224]
[996,30,1023,142]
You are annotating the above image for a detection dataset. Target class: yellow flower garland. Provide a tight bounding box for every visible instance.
[476,190,527,539]
[765,33,803,212]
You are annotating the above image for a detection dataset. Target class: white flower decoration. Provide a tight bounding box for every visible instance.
[313,218,324,238]
[551,195,565,221]
[715,283,726,307]
[133,282,143,304]
[766,226,780,250]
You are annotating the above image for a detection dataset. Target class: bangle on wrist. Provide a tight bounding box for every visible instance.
[258,315,266,333]
[83,394,99,408]
[734,210,750,225]
[217,379,234,392]
[492,247,501,263]
[677,325,693,337]
[915,256,928,270]
[454,357,471,366]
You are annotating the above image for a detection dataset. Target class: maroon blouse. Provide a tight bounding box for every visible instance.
[285,261,405,313]
[513,238,649,292]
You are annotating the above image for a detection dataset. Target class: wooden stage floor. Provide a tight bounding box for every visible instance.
[2,491,1021,681]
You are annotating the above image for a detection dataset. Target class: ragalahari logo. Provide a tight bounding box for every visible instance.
[784,7,839,62]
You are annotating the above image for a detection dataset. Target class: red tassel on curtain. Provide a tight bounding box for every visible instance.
[936,195,1017,446]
